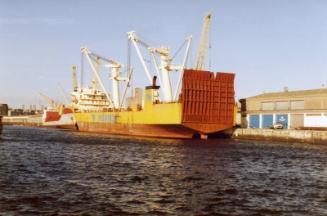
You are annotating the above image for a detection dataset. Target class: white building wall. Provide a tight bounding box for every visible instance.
[304,113,327,127]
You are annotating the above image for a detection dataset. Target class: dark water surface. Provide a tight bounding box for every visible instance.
[0,125,327,215]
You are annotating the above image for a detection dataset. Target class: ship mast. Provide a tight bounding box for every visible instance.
[105,59,128,109]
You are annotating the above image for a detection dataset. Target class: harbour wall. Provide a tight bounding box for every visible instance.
[3,115,42,126]
[233,128,327,144]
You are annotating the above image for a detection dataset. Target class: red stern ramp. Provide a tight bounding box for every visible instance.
[181,69,235,134]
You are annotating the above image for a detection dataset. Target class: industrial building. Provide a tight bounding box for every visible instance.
[239,88,327,129]
[0,104,8,116]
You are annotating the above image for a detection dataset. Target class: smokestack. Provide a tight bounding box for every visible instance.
[152,76,157,87]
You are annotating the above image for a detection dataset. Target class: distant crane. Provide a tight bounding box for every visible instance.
[57,83,70,105]
[195,13,211,70]
[38,92,59,109]
[72,65,78,92]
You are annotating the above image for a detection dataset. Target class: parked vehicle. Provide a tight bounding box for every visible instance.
[272,122,283,129]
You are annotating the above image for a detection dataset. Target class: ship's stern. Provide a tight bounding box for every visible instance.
[181,69,235,137]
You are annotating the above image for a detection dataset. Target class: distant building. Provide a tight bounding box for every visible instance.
[240,88,327,129]
[0,104,8,116]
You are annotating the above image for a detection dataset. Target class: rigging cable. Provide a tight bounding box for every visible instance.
[80,52,84,89]
[171,39,187,61]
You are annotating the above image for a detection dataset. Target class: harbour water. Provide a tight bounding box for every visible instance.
[0,126,327,215]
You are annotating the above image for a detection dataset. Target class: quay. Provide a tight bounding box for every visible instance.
[233,128,327,144]
[2,115,42,127]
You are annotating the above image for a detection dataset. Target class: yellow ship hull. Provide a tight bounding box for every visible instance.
[74,70,235,139]
[74,103,198,138]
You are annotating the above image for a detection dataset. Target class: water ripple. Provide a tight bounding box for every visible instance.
[1,125,327,215]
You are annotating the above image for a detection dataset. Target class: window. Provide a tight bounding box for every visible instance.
[261,102,274,110]
[290,100,304,110]
[249,115,260,128]
[276,101,289,110]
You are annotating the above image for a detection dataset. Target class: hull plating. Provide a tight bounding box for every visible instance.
[42,113,75,129]
[77,122,196,139]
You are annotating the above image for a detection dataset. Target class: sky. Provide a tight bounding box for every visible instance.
[0,0,327,108]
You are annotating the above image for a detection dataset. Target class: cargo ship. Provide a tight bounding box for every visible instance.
[72,13,235,139]
[39,93,75,129]
[42,107,75,129]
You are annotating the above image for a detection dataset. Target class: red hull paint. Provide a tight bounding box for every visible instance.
[63,108,73,114]
[43,124,76,130]
[77,122,197,139]
[44,111,61,122]
[42,110,75,129]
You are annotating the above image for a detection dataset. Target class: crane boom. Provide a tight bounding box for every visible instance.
[38,92,58,108]
[72,65,78,91]
[127,31,153,84]
[195,13,211,70]
[81,47,114,107]
[57,83,70,105]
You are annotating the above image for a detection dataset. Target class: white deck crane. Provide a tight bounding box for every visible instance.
[81,46,114,108]
[127,31,153,84]
[128,31,192,102]
[104,59,128,109]
[195,13,211,70]
[81,47,129,109]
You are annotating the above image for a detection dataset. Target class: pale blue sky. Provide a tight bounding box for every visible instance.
[1,0,327,107]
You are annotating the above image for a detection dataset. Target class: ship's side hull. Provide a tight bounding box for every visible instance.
[74,102,188,138]
[77,122,196,139]
[42,113,75,129]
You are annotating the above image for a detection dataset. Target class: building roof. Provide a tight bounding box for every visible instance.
[247,88,327,100]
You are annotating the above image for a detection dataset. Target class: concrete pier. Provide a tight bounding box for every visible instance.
[2,115,42,126]
[233,128,327,144]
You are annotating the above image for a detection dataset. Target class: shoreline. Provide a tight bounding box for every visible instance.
[2,120,327,144]
[232,128,327,145]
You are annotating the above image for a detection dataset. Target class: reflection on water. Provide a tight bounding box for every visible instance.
[0,125,327,215]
